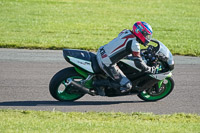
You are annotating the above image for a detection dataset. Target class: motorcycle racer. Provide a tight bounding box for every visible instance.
[96,21,157,93]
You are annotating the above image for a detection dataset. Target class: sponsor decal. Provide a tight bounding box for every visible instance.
[67,56,94,73]
[100,47,107,58]
[77,61,90,65]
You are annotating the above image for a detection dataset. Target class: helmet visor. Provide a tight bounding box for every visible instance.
[146,34,152,41]
[142,30,152,41]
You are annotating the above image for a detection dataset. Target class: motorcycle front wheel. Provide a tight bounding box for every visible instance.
[137,77,174,101]
[49,67,85,101]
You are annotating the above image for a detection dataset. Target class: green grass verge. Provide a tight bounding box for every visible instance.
[0,109,200,133]
[0,0,200,56]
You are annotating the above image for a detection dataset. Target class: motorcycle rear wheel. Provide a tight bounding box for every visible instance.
[137,77,174,101]
[49,67,85,101]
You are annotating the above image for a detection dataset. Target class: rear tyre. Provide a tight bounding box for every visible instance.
[49,67,85,101]
[137,77,174,101]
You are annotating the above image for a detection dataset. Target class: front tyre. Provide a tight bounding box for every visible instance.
[137,77,174,101]
[49,67,85,101]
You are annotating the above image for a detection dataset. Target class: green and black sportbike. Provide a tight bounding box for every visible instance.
[49,39,174,102]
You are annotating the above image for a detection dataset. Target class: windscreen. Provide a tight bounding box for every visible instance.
[151,39,174,66]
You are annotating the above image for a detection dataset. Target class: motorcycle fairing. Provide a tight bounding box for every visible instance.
[63,49,94,73]
[151,39,174,70]
[67,56,94,73]
[63,49,91,61]
[119,58,172,81]
[63,49,102,74]
[149,71,172,80]
[119,59,142,72]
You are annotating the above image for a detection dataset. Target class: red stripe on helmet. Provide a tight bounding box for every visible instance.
[140,23,152,34]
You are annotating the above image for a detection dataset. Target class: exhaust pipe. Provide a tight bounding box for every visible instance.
[66,78,95,96]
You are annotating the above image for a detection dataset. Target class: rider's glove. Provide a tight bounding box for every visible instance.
[147,66,157,74]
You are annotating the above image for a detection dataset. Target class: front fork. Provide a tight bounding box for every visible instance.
[156,71,173,90]
[158,80,164,88]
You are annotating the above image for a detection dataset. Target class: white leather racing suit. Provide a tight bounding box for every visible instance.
[96,29,151,90]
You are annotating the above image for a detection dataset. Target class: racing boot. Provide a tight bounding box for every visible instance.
[120,82,132,93]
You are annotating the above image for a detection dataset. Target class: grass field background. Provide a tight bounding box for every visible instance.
[1,1,200,132]
[0,0,199,56]
[0,110,200,133]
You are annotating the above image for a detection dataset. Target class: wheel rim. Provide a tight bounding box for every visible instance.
[140,78,172,101]
[56,76,83,101]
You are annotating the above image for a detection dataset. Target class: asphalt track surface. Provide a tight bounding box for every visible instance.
[0,48,200,114]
